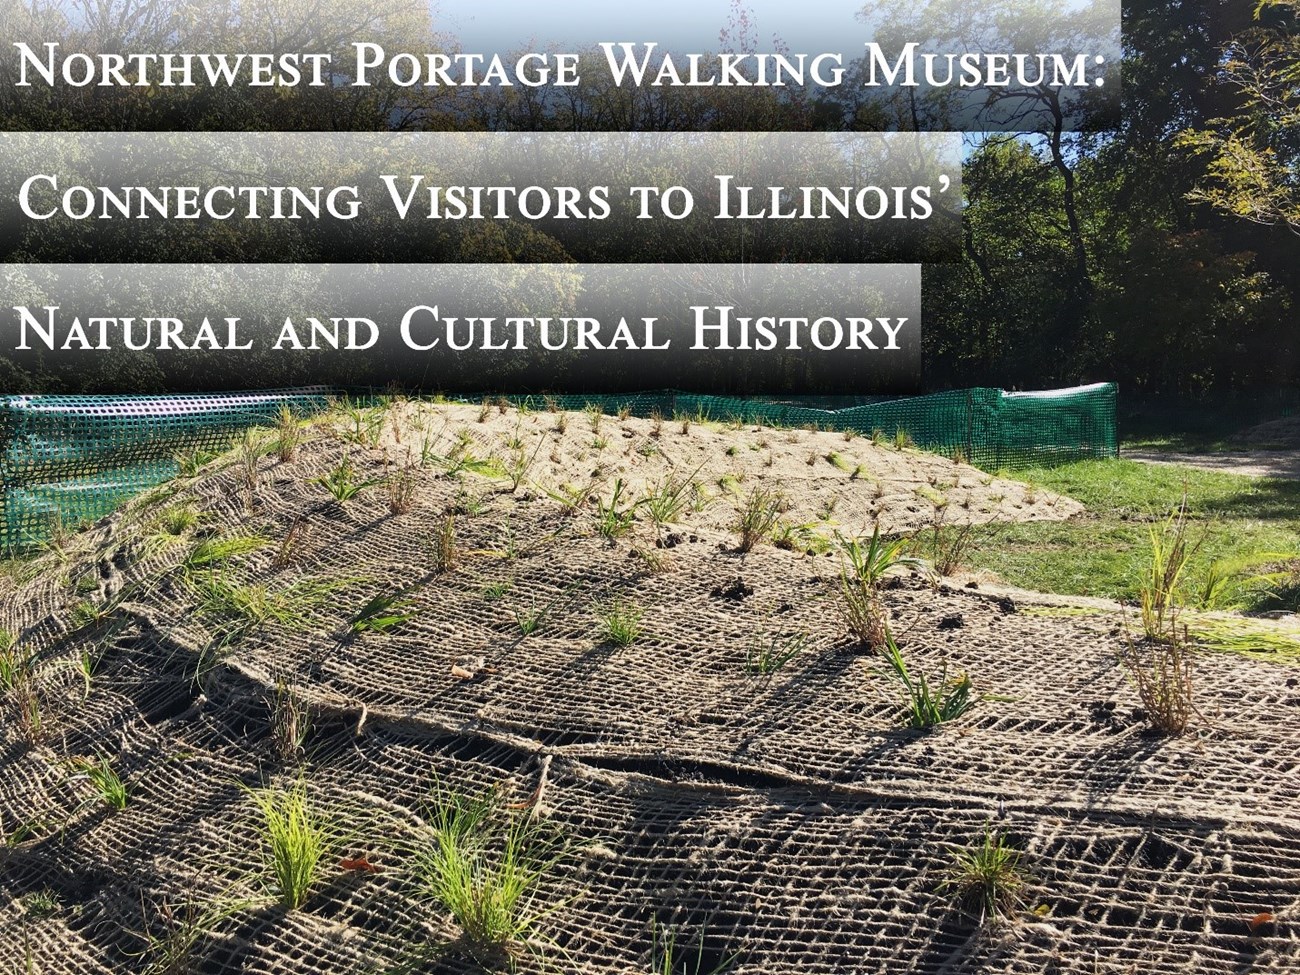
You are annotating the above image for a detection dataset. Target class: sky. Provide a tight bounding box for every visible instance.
[429,1,867,58]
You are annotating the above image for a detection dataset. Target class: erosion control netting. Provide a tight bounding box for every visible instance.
[0,384,1117,553]
[0,406,1295,975]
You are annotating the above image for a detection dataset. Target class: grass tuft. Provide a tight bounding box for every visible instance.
[316,456,380,504]
[349,590,417,635]
[411,784,569,965]
[837,527,922,649]
[1120,632,1199,735]
[68,754,129,810]
[734,487,784,553]
[746,633,809,676]
[596,479,637,540]
[247,779,332,911]
[428,515,459,574]
[940,825,1027,926]
[877,636,976,729]
[596,598,644,647]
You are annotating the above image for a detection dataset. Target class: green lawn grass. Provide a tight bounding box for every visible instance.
[963,460,1300,609]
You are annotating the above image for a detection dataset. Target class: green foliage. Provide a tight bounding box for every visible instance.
[316,456,381,504]
[837,526,923,648]
[734,487,784,553]
[965,461,1300,613]
[595,598,644,648]
[411,785,569,964]
[189,574,339,634]
[349,590,417,634]
[639,468,703,529]
[514,600,547,637]
[0,633,31,693]
[746,633,809,676]
[274,405,304,463]
[596,479,637,540]
[877,637,976,730]
[182,534,267,572]
[1176,2,1300,233]
[840,525,924,590]
[1139,502,1196,642]
[940,826,1027,926]
[69,755,130,810]
[247,780,332,911]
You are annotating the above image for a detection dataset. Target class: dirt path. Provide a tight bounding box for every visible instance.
[1125,447,1300,480]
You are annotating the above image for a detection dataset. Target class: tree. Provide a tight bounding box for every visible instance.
[1177,0,1300,233]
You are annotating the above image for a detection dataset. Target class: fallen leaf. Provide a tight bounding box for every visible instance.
[1249,912,1275,933]
[340,856,380,874]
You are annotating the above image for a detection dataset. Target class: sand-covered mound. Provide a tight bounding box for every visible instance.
[1236,415,1300,449]
[1,402,1296,975]
[371,400,1080,536]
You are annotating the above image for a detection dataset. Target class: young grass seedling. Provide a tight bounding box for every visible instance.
[597,479,637,540]
[272,518,311,569]
[837,527,923,649]
[482,578,513,602]
[412,784,570,967]
[876,636,976,729]
[10,668,46,746]
[650,917,740,975]
[182,534,267,573]
[386,464,419,515]
[505,430,546,494]
[0,633,30,693]
[275,405,303,463]
[316,456,380,504]
[247,779,332,911]
[940,825,1027,926]
[596,598,644,648]
[68,755,129,810]
[515,600,547,637]
[640,465,705,536]
[735,487,785,554]
[746,632,809,676]
[139,896,251,975]
[349,590,417,635]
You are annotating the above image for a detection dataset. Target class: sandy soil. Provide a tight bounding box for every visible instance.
[1125,448,1300,480]
[1235,416,1300,450]
[377,400,1083,538]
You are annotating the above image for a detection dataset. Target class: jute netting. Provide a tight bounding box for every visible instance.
[1,401,1292,975]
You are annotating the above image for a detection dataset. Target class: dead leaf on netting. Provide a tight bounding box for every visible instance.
[340,855,380,874]
[1249,911,1275,933]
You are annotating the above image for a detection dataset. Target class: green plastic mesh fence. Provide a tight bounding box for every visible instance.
[1,389,333,552]
[510,383,1117,469]
[0,383,1115,553]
